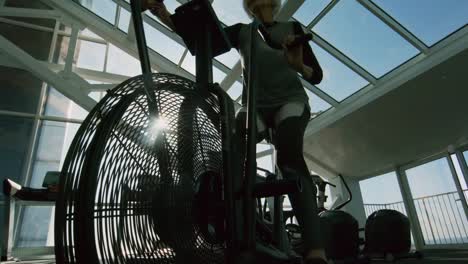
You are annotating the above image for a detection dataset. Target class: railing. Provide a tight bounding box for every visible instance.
[364,190,468,246]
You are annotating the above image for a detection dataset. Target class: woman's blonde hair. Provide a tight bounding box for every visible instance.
[243,0,281,19]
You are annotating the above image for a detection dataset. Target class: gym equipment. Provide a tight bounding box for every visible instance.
[54,0,307,263]
[363,209,423,262]
[285,175,368,264]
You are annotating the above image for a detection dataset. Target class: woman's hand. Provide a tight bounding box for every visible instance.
[282,35,314,79]
[148,1,176,31]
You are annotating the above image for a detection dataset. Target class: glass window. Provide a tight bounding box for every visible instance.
[305,90,331,116]
[310,42,369,102]
[313,0,419,78]
[212,0,251,26]
[293,0,331,26]
[77,0,117,25]
[0,22,53,61]
[118,8,131,33]
[227,82,243,101]
[181,53,196,75]
[405,158,468,245]
[43,87,89,120]
[216,49,240,69]
[213,67,226,84]
[144,22,185,64]
[106,44,142,77]
[0,67,43,114]
[16,121,80,247]
[372,0,468,46]
[0,116,34,201]
[76,40,107,71]
[360,172,406,217]
[258,154,273,173]
[16,206,54,247]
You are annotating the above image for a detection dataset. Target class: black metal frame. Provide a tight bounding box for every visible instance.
[128,1,299,263]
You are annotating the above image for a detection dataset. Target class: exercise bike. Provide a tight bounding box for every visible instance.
[54,0,313,263]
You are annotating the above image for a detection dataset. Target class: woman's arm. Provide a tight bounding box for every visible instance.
[149,2,176,31]
[292,22,323,85]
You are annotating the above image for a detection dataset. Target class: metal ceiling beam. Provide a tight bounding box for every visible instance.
[357,0,429,54]
[301,79,339,107]
[0,7,60,19]
[42,0,192,79]
[0,34,96,111]
[305,26,468,137]
[312,32,377,84]
[220,62,241,91]
[307,0,340,29]
[0,17,54,32]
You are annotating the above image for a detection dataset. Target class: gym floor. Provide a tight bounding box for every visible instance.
[2,250,467,264]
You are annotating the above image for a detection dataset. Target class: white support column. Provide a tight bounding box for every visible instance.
[338,177,367,228]
[64,25,79,75]
[0,34,96,111]
[456,151,468,190]
[447,154,468,222]
[396,168,425,250]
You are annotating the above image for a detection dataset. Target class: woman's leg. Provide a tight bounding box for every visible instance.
[273,103,326,262]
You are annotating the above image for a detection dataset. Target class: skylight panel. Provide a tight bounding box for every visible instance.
[212,0,251,26]
[144,22,185,64]
[372,0,468,46]
[216,49,240,69]
[293,0,331,26]
[309,42,369,102]
[313,0,419,78]
[213,67,226,84]
[226,81,243,101]
[305,90,331,115]
[76,0,117,25]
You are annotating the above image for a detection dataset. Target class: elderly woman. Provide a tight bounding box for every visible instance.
[150,0,326,263]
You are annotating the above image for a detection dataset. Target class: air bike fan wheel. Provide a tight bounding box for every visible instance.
[54,73,227,264]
